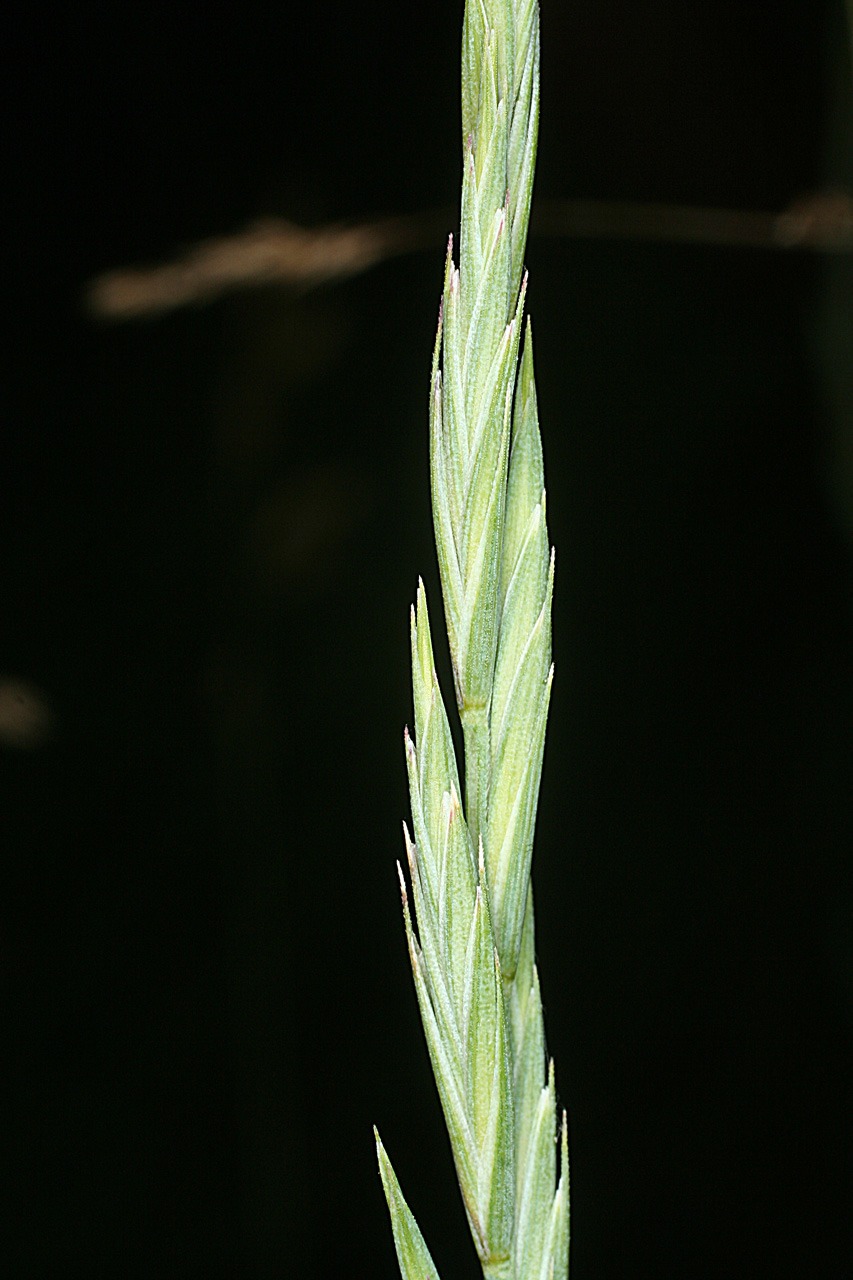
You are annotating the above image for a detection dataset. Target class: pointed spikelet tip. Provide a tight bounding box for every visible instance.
[396,857,408,902]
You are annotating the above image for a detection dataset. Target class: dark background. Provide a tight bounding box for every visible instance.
[4,1,853,1276]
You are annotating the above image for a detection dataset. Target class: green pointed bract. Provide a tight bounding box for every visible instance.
[539,1115,570,1280]
[508,21,539,296]
[408,583,470,889]
[471,102,508,274]
[376,1132,442,1280]
[439,788,479,1004]
[506,895,545,1140]
[400,857,478,1203]
[502,320,545,613]
[381,3,567,1280]
[513,1060,557,1280]
[462,858,514,1266]
[487,639,553,982]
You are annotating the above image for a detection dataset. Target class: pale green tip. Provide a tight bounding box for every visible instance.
[375,1130,442,1280]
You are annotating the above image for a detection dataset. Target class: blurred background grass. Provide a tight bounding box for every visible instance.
[3,1,852,1276]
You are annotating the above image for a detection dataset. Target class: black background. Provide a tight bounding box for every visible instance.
[4,1,853,1276]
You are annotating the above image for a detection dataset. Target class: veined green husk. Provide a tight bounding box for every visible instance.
[377,3,568,1279]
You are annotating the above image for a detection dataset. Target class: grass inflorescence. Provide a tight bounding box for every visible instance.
[376,4,568,1279]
